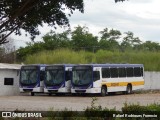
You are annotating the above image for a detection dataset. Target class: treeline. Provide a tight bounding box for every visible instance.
[17,25,160,61]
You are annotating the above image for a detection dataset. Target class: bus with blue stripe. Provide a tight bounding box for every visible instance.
[19,64,46,96]
[71,64,144,96]
[44,64,74,95]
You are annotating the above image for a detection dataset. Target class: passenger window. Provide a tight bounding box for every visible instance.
[119,68,126,77]
[126,68,134,77]
[93,71,100,81]
[134,67,141,77]
[102,68,110,78]
[110,68,118,78]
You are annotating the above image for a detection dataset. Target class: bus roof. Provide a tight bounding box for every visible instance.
[73,64,144,68]
[21,64,46,67]
[47,64,75,67]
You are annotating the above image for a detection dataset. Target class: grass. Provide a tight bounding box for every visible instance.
[24,48,160,71]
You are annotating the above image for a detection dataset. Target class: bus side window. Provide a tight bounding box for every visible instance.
[40,71,45,81]
[126,67,133,77]
[93,71,100,81]
[134,67,141,77]
[110,68,118,78]
[65,71,71,81]
[118,67,126,77]
[102,68,110,78]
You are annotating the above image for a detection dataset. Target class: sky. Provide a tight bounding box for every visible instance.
[11,0,160,48]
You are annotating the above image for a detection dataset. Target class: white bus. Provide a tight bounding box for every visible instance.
[44,64,74,95]
[19,64,46,96]
[71,64,144,96]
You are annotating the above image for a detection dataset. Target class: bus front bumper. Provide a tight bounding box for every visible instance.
[19,87,43,93]
[44,87,70,93]
[71,88,101,94]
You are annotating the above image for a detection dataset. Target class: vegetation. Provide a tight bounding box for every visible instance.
[0,37,16,63]
[23,48,160,71]
[0,0,84,44]
[0,97,159,119]
[45,98,160,120]
[17,26,160,69]
[1,25,160,71]
[0,0,125,44]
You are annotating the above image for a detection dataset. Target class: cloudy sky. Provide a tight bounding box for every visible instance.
[12,0,160,48]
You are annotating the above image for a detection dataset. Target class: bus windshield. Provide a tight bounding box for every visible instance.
[45,67,64,86]
[20,66,38,86]
[72,67,92,86]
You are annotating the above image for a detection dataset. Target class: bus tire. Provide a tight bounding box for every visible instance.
[49,93,52,96]
[101,86,107,97]
[31,92,34,96]
[126,84,132,94]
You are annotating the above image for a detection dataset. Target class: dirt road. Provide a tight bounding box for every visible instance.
[0,93,160,111]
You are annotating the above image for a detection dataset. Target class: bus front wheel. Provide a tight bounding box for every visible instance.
[101,86,107,97]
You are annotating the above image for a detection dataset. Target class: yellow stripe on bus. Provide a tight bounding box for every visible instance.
[102,81,144,87]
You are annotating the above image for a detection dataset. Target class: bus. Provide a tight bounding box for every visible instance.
[71,64,144,96]
[44,64,74,95]
[19,64,46,96]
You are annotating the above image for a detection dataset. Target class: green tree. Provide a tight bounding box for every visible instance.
[17,30,71,60]
[0,0,126,45]
[0,0,84,44]
[142,41,160,51]
[99,28,121,51]
[71,26,98,52]
[42,30,71,50]
[121,31,142,51]
[16,41,44,61]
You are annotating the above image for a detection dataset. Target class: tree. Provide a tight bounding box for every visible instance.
[0,37,16,63]
[71,25,98,52]
[42,30,71,50]
[0,0,84,44]
[99,28,121,51]
[17,30,71,60]
[142,41,160,51]
[0,0,126,45]
[120,31,142,51]
[2,37,15,53]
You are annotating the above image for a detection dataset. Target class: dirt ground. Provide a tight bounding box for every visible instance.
[0,93,160,111]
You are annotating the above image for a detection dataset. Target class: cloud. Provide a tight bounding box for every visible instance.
[69,0,160,42]
[12,0,160,48]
